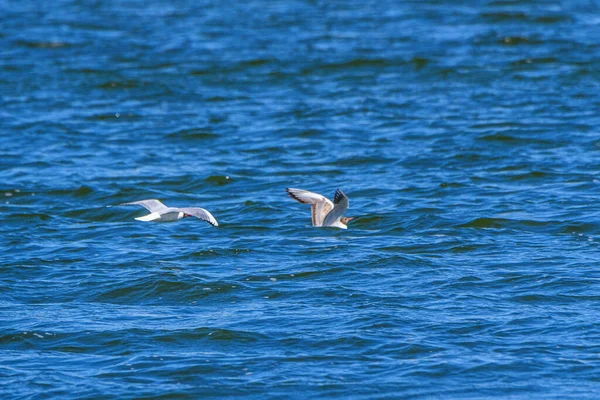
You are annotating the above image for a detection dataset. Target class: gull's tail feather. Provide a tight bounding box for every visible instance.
[135,212,162,222]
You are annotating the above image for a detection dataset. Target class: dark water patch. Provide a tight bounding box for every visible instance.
[4,212,52,222]
[511,57,558,67]
[459,217,557,232]
[477,132,556,146]
[499,36,531,45]
[506,170,555,181]
[46,186,95,198]
[439,182,466,189]
[558,223,599,234]
[167,127,218,140]
[0,327,266,353]
[332,155,397,167]
[153,327,267,344]
[86,113,141,121]
[351,215,385,227]
[298,129,326,138]
[15,40,73,49]
[480,11,529,22]
[189,68,216,76]
[535,14,572,24]
[283,267,348,281]
[458,217,511,229]
[97,80,141,90]
[242,146,285,155]
[411,57,430,70]
[74,185,95,197]
[301,58,393,75]
[511,294,567,304]
[190,58,280,76]
[93,276,240,304]
[450,244,489,253]
[64,67,116,75]
[446,321,496,336]
[63,208,99,220]
[188,248,252,258]
[203,175,233,186]
[238,58,279,69]
[204,95,250,102]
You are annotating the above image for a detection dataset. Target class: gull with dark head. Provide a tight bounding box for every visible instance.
[286,188,354,229]
[116,199,218,226]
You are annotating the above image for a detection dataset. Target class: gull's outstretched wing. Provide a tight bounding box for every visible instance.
[119,199,169,213]
[286,188,334,227]
[178,207,219,227]
[323,189,349,226]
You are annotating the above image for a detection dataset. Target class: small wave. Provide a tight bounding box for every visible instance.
[511,57,558,66]
[5,212,52,221]
[459,217,554,230]
[535,15,572,24]
[15,40,71,49]
[353,215,384,225]
[298,129,325,137]
[477,133,554,145]
[450,245,486,253]
[86,113,141,121]
[499,36,530,45]
[153,327,267,343]
[458,217,509,229]
[511,294,558,304]
[48,185,95,197]
[411,57,430,69]
[97,80,140,89]
[93,277,242,304]
[167,128,218,140]
[333,156,397,167]
[439,182,466,188]
[204,175,233,186]
[481,11,529,21]
[558,222,599,234]
[506,171,553,181]
[301,58,395,75]
[189,248,252,258]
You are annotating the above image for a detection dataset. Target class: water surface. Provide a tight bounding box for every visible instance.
[2,0,600,398]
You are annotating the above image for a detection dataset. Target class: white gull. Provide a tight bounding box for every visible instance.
[116,199,218,226]
[286,188,354,229]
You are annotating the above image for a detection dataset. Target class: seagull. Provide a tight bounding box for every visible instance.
[286,188,354,229]
[116,199,218,226]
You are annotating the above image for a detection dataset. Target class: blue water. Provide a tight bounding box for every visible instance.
[2,0,600,398]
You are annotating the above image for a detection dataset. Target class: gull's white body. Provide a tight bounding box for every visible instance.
[286,188,351,229]
[116,199,218,226]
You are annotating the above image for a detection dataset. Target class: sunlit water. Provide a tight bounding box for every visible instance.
[2,0,600,398]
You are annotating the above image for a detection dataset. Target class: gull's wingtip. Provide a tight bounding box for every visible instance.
[333,188,347,204]
[286,188,308,204]
[208,213,219,227]
[203,209,219,227]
